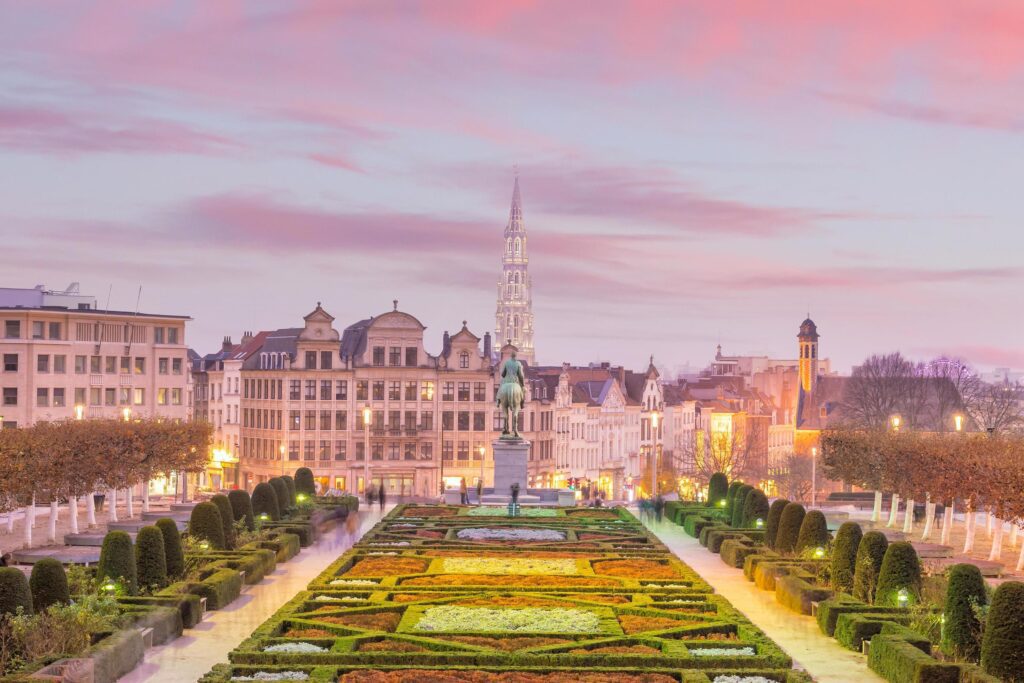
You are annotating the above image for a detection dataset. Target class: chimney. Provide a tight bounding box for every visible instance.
[483,332,492,359]
[241,330,253,344]
[222,336,233,351]
[442,331,451,357]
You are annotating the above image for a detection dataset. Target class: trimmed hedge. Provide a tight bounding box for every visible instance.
[853,531,888,604]
[707,472,728,508]
[281,475,297,508]
[211,494,237,549]
[815,594,904,637]
[724,481,744,521]
[777,569,832,615]
[156,517,185,579]
[742,489,770,528]
[295,467,316,496]
[731,484,754,527]
[834,612,909,651]
[136,525,169,590]
[765,498,789,550]
[980,580,1024,682]
[252,482,281,521]
[830,522,862,594]
[229,489,256,532]
[796,510,830,554]
[875,541,922,607]
[942,563,986,662]
[187,568,243,610]
[29,557,69,610]
[0,566,33,616]
[269,477,290,513]
[98,530,138,595]
[190,501,227,550]
[869,632,960,683]
[775,503,806,555]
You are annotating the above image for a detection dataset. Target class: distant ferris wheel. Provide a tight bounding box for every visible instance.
[926,357,973,377]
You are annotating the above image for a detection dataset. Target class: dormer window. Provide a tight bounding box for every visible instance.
[459,351,470,369]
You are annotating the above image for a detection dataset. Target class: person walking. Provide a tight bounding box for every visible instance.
[367,485,376,507]
[476,479,483,505]
[378,483,386,510]
[460,478,468,505]
[654,496,664,524]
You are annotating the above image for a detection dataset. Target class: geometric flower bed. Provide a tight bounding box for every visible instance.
[201,504,813,683]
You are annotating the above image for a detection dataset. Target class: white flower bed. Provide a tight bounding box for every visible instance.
[231,672,310,681]
[413,606,601,633]
[263,642,328,653]
[690,646,756,657]
[329,579,378,586]
[711,676,775,683]
[368,541,410,547]
[455,527,566,542]
[313,595,366,602]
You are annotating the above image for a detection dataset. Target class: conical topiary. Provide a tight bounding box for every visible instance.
[765,498,790,550]
[853,531,889,604]
[775,502,806,555]
[281,475,297,507]
[875,541,922,607]
[295,467,316,496]
[731,485,754,527]
[707,472,728,508]
[97,530,137,595]
[252,482,281,521]
[155,518,184,579]
[830,522,863,594]
[228,489,256,532]
[0,567,33,616]
[724,481,744,520]
[980,581,1024,681]
[135,525,168,590]
[210,494,236,549]
[796,510,831,554]
[29,557,69,610]
[269,477,290,515]
[942,563,987,661]
[742,489,770,528]
[188,501,226,550]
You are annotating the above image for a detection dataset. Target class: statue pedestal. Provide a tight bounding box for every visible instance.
[491,438,530,498]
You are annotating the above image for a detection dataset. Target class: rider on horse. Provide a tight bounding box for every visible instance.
[496,349,526,438]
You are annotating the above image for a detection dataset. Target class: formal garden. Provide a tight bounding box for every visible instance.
[0,465,358,682]
[200,503,812,683]
[662,468,1024,683]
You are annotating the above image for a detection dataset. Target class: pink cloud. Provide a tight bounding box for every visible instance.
[733,266,1023,289]
[818,92,1024,132]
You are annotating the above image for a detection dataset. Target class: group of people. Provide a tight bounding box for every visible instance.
[638,495,666,524]
[365,483,387,510]
[458,477,484,504]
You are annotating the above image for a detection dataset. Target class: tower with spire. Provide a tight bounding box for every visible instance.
[495,172,535,365]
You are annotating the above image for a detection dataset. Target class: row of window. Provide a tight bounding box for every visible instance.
[2,386,181,407]
[0,353,182,375]
[241,378,491,403]
[3,320,61,340]
[239,408,499,433]
[370,346,418,368]
[2,320,181,344]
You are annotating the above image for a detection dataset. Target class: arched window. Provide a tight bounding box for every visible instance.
[506,238,512,255]
[513,315,520,340]
[459,351,469,369]
[507,272,513,284]
[514,238,521,256]
[514,272,520,284]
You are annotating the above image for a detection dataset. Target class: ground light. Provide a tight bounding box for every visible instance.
[258,513,270,521]
[199,541,210,550]
[897,588,910,606]
[102,582,117,592]
[718,499,726,508]
[297,493,308,503]
[755,518,764,528]
[813,546,825,559]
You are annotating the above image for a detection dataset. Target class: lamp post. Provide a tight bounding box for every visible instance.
[362,405,371,498]
[810,446,817,508]
[954,413,964,433]
[439,414,445,497]
[478,443,486,494]
[890,414,901,432]
[122,406,131,422]
[650,410,661,498]
[74,404,84,421]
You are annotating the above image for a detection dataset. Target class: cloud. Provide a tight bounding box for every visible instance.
[818,92,1024,132]
[731,265,1023,289]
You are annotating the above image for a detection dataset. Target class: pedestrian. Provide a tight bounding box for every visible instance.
[654,496,664,523]
[460,478,468,505]
[378,483,386,510]
[476,479,483,505]
[0,553,11,567]
[367,486,376,506]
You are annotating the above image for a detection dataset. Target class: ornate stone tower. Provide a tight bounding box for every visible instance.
[798,317,819,394]
[495,173,535,365]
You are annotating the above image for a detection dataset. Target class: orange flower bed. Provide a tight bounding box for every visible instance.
[357,640,427,653]
[416,530,445,539]
[345,557,429,576]
[687,632,738,641]
[338,671,676,683]
[318,613,402,632]
[591,559,678,579]
[425,551,592,559]
[452,596,572,609]
[286,628,334,638]
[402,575,617,588]
[618,614,698,634]
[390,593,447,603]
[562,594,630,604]
[569,644,661,655]
[564,510,619,519]
[438,636,572,652]
[401,507,457,517]
[577,533,616,541]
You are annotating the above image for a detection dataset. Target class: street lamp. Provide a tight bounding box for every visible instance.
[478,444,486,494]
[122,407,132,422]
[650,410,661,498]
[74,404,84,420]
[811,446,818,508]
[362,405,371,498]
[954,414,964,432]
[890,415,901,432]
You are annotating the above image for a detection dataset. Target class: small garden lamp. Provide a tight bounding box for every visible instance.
[718,499,727,508]
[199,540,210,550]
[258,512,270,521]
[896,588,909,607]
[122,407,132,422]
[297,493,308,503]
[102,581,117,592]
[755,518,764,528]
[813,546,825,559]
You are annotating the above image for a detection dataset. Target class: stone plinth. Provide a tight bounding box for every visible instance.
[492,438,530,498]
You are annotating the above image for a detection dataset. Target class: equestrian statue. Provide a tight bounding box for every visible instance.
[496,348,526,439]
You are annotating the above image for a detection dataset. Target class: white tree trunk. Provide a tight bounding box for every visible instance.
[887,494,900,527]
[5,509,14,534]
[69,496,79,535]
[1011,524,1019,549]
[142,481,150,513]
[1017,536,1024,571]
[108,487,119,523]
[903,498,915,534]
[989,518,1004,561]
[47,500,58,544]
[940,501,954,546]
[871,491,883,523]
[23,499,35,549]
[125,487,134,518]
[986,509,994,538]
[963,506,977,554]
[921,498,935,541]
[85,491,96,528]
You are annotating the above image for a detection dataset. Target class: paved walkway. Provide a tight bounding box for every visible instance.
[120,506,388,683]
[645,518,883,683]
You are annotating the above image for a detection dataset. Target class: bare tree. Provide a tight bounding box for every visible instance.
[972,380,1024,434]
[842,353,914,428]
[924,358,982,431]
[777,453,814,502]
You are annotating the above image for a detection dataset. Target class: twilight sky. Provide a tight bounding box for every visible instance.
[2,2,1023,375]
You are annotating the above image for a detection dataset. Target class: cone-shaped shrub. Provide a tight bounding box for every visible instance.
[135,525,168,590]
[981,581,1024,681]
[269,477,290,515]
[707,472,728,508]
[189,501,226,550]
[210,494,236,549]
[853,531,889,604]
[0,567,33,616]
[228,489,255,531]
[724,481,744,521]
[765,498,790,550]
[942,563,987,661]
[97,530,137,595]
[731,485,754,527]
[252,482,281,521]
[155,518,184,579]
[742,489,770,528]
[775,502,806,555]
[29,557,69,610]
[875,541,922,607]
[295,467,316,496]
[830,522,863,593]
[797,510,831,554]
[281,475,296,507]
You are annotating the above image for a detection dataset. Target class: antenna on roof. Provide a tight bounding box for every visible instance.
[105,284,112,311]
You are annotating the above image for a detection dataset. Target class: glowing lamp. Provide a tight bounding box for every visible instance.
[896,588,909,607]
[199,541,210,550]
[718,499,727,508]
[813,546,825,559]
[258,513,270,521]
[102,582,117,592]
[296,493,308,503]
[755,518,764,528]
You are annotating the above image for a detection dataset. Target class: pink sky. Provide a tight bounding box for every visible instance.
[1,1,1023,373]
